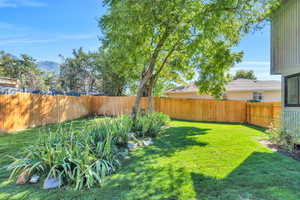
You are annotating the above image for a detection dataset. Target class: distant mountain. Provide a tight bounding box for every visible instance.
[37,61,60,74]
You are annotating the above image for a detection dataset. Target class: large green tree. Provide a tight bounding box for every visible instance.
[93,49,129,96]
[60,48,130,95]
[0,51,47,90]
[233,70,257,80]
[59,48,101,93]
[100,0,280,117]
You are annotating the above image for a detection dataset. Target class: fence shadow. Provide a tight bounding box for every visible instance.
[1,120,299,199]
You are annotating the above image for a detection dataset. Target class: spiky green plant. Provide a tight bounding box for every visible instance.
[7,118,125,190]
[7,113,169,190]
[133,112,170,138]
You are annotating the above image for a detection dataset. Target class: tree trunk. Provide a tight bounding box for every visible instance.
[131,29,170,119]
[147,77,155,113]
[132,77,151,119]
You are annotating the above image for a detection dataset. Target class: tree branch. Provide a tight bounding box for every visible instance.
[153,41,180,78]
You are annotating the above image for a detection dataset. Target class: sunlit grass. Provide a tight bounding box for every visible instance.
[1,119,300,200]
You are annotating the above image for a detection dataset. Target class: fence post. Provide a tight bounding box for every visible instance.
[246,103,248,124]
[270,103,274,127]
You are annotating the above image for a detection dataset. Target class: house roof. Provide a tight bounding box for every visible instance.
[166,79,281,93]
[0,77,19,88]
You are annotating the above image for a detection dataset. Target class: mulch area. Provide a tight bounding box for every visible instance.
[259,139,300,162]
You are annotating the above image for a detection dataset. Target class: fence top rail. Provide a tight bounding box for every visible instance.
[247,102,281,104]
[156,97,247,103]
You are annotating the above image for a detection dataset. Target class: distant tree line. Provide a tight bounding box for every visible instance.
[0,49,130,96]
[0,51,48,90]
[232,70,257,80]
[0,47,179,96]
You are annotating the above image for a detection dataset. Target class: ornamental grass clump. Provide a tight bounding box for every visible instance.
[133,112,170,138]
[7,113,169,190]
[8,119,126,190]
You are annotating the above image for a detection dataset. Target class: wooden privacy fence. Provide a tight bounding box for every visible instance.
[0,93,92,132]
[0,93,281,132]
[246,102,281,128]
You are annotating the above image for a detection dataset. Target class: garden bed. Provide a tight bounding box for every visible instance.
[1,120,300,199]
[259,139,300,162]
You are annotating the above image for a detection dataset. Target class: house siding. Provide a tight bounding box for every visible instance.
[271,0,300,133]
[281,76,300,132]
[166,92,214,100]
[166,91,281,102]
[271,0,300,75]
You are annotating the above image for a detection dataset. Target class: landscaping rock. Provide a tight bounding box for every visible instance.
[16,169,31,185]
[29,175,40,184]
[138,141,144,146]
[128,132,136,139]
[124,155,130,160]
[127,141,137,149]
[43,177,63,189]
[143,138,153,146]
[122,149,129,156]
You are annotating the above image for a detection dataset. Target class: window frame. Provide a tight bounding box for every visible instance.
[285,73,300,107]
[253,92,263,102]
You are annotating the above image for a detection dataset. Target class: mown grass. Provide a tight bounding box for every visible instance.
[1,119,300,200]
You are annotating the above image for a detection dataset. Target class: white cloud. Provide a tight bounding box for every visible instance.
[239,61,270,65]
[0,20,97,46]
[0,38,57,45]
[0,33,97,45]
[0,0,47,8]
[59,34,97,40]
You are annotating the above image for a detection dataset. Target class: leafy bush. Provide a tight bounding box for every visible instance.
[132,112,170,138]
[267,126,300,152]
[7,113,169,189]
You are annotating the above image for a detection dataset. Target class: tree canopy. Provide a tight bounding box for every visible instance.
[59,48,100,93]
[233,70,257,80]
[100,0,281,116]
[0,51,47,90]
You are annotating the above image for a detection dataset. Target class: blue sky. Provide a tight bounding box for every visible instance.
[0,0,280,80]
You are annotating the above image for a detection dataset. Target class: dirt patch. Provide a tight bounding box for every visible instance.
[0,128,7,134]
[259,139,300,162]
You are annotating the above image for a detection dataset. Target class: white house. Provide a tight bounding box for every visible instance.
[165,79,281,102]
[271,0,300,131]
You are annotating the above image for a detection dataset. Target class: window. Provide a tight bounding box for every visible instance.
[222,93,228,100]
[253,92,263,101]
[285,73,300,107]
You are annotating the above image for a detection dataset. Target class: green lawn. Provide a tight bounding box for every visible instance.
[1,119,300,200]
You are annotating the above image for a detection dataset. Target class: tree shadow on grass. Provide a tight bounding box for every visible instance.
[191,151,300,200]
[4,123,299,200]
[85,126,211,200]
[0,125,209,200]
[142,126,210,158]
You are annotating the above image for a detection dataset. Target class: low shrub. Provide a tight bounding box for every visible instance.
[7,112,169,190]
[267,126,300,152]
[132,112,170,138]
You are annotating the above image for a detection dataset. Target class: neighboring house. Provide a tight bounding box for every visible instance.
[0,77,20,88]
[165,79,281,102]
[271,0,300,131]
